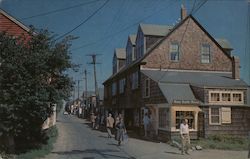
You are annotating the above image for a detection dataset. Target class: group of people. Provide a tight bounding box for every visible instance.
[91,112,127,146]
[90,111,191,154]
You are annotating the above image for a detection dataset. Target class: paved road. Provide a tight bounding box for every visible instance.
[44,113,248,159]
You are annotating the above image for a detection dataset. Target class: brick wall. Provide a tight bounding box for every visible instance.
[142,18,232,72]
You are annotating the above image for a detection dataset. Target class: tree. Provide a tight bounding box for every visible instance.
[0,29,75,152]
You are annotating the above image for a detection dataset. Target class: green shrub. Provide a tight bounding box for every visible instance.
[16,126,58,159]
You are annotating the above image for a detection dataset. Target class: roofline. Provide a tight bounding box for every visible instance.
[103,15,234,85]
[141,67,232,74]
[0,8,30,33]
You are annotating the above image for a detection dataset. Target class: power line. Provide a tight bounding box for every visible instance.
[70,0,179,51]
[54,0,110,42]
[21,0,102,20]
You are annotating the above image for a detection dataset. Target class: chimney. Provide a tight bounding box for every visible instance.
[181,4,187,20]
[232,56,240,80]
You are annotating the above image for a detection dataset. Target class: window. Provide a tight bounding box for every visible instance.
[144,78,150,97]
[131,71,139,90]
[175,111,194,129]
[159,108,169,129]
[201,44,210,63]
[233,93,242,102]
[222,93,231,102]
[210,93,220,102]
[210,107,220,125]
[112,82,117,96]
[170,43,179,61]
[209,91,244,104]
[221,107,231,124]
[119,78,126,94]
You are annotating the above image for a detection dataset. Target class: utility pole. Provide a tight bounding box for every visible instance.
[83,69,88,98]
[87,54,101,110]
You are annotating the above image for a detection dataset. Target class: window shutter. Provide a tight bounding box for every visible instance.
[221,107,231,124]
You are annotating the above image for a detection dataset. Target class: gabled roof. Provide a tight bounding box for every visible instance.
[129,34,136,45]
[103,15,234,84]
[141,69,248,88]
[139,23,173,36]
[216,38,233,50]
[0,8,30,32]
[115,48,126,59]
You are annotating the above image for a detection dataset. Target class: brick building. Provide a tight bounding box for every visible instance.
[0,9,31,39]
[104,6,250,140]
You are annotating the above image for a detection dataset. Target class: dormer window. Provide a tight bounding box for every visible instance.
[170,43,180,62]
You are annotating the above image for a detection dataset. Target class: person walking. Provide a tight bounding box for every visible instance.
[90,113,96,129]
[180,119,190,155]
[143,113,150,137]
[106,113,114,138]
[115,116,126,146]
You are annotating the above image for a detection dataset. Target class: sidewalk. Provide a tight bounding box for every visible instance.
[120,136,248,159]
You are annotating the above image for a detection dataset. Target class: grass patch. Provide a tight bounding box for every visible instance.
[16,126,58,159]
[191,134,249,151]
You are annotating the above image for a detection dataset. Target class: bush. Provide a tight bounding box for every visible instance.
[16,126,58,159]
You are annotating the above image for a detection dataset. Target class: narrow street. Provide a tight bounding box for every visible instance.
[43,112,248,159]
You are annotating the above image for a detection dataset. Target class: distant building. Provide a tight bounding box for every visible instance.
[103,6,250,139]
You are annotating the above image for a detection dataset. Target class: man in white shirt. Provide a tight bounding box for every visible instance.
[180,118,190,155]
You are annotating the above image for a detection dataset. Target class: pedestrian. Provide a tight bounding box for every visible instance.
[180,118,190,155]
[90,113,96,129]
[106,113,114,138]
[78,106,82,118]
[115,113,122,125]
[95,113,100,129]
[115,116,126,146]
[143,113,150,137]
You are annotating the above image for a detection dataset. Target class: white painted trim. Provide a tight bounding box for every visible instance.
[208,90,244,105]
[141,67,232,74]
[209,107,221,125]
[0,9,30,32]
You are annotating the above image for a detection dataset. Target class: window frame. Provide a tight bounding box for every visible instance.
[209,107,221,125]
[201,44,211,64]
[169,42,180,62]
[209,91,244,105]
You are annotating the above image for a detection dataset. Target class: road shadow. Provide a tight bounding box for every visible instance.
[52,149,135,159]
[164,151,182,155]
[126,131,160,143]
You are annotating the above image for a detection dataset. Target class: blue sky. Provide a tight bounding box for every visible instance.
[1,0,249,97]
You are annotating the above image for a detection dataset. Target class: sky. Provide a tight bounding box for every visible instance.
[0,0,249,99]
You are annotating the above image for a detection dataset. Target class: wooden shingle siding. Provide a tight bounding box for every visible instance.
[191,86,205,102]
[142,18,232,72]
[141,73,167,104]
[202,107,250,137]
[146,36,162,51]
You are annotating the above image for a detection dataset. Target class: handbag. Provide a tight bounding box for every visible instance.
[123,131,129,143]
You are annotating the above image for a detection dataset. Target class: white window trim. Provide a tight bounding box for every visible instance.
[201,44,211,64]
[208,91,244,105]
[209,107,221,125]
[169,43,180,62]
